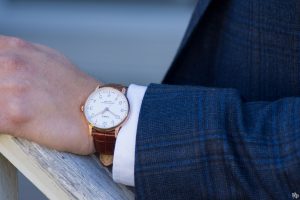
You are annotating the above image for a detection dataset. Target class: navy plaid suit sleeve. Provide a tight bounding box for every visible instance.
[134,83,300,200]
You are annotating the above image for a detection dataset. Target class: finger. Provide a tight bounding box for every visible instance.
[0,115,12,135]
[0,95,14,135]
[0,88,30,137]
[0,54,28,76]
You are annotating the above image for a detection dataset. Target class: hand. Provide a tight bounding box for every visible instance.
[0,35,100,155]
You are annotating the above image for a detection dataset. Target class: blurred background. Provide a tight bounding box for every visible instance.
[0,0,195,199]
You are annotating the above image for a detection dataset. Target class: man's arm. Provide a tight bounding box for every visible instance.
[1,35,299,199]
[0,35,98,155]
[135,84,300,200]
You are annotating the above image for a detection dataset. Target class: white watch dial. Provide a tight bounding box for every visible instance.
[84,87,129,129]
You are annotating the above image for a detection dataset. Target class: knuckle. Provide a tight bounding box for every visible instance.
[0,36,11,45]
[0,55,26,70]
[8,37,29,48]
[7,97,29,124]
[16,83,30,95]
[11,79,31,95]
[1,78,31,100]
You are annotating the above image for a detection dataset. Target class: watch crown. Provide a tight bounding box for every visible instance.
[81,105,84,112]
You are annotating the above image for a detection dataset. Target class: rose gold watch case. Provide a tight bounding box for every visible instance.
[81,84,130,137]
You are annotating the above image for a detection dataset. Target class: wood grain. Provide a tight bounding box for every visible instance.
[0,134,134,200]
[0,154,18,200]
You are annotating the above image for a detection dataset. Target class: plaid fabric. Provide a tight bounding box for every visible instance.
[164,0,300,102]
[135,0,300,199]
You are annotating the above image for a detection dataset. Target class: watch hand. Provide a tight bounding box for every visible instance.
[91,107,109,118]
[107,108,120,118]
[102,107,109,114]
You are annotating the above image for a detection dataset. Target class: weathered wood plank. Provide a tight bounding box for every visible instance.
[0,134,134,200]
[0,154,18,200]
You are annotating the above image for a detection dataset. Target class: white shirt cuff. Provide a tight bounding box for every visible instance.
[112,84,147,186]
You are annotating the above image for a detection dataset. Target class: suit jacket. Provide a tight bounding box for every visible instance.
[135,0,300,199]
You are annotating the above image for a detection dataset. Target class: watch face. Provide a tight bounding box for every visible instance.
[84,86,129,130]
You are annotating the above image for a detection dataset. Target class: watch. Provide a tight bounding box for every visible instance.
[81,84,130,166]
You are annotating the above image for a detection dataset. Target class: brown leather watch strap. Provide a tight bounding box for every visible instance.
[92,131,116,155]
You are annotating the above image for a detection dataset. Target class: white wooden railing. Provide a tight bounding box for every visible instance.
[0,135,134,200]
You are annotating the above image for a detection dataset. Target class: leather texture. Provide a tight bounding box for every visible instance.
[93,131,115,155]
[135,0,300,199]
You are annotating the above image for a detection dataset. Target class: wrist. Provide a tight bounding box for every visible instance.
[77,75,103,108]
[76,77,102,155]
